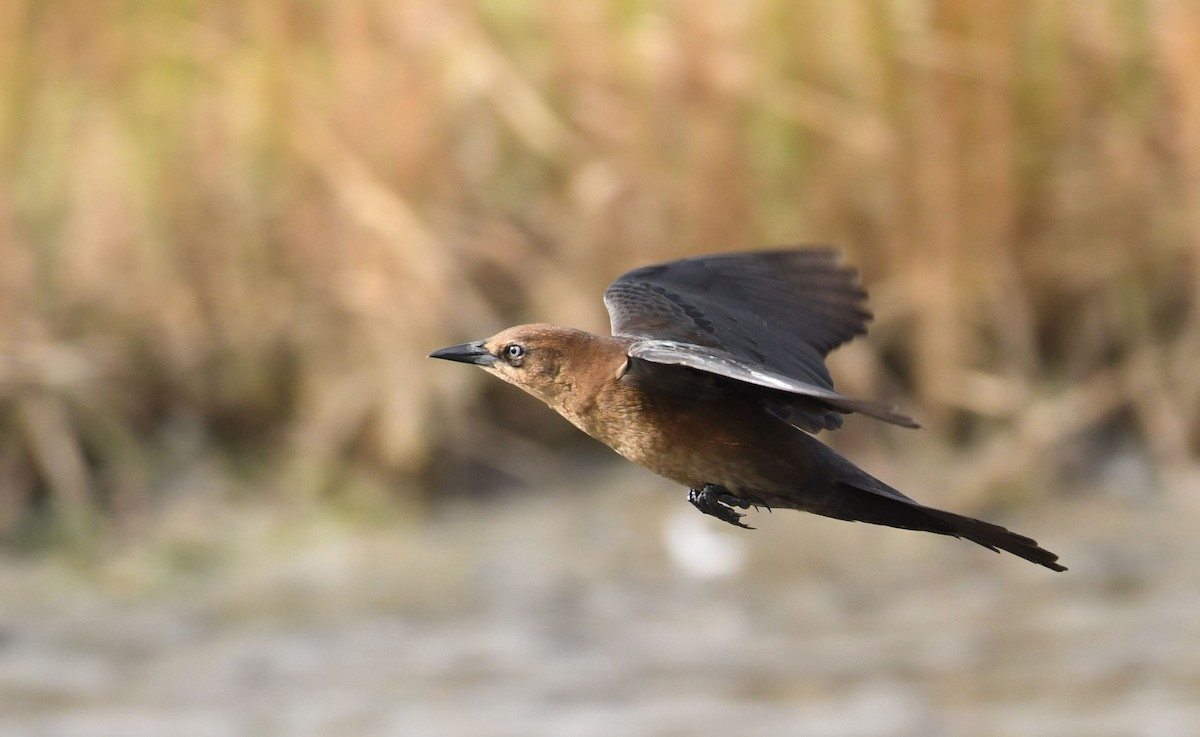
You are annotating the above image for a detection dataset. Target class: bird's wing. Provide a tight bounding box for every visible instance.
[606,248,914,430]
[628,340,918,429]
[603,248,871,390]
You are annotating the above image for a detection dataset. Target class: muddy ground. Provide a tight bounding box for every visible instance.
[0,464,1196,737]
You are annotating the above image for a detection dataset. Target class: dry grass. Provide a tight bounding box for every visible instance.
[1,0,1198,541]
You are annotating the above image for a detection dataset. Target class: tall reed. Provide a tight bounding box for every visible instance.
[1,0,1196,537]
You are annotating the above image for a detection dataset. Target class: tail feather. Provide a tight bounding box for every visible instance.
[919,506,1066,572]
[821,482,1066,572]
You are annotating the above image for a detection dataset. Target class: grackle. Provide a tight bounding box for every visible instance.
[430,248,1065,571]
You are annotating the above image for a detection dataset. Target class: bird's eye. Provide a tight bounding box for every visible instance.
[504,343,525,363]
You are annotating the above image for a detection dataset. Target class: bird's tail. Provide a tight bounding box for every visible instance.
[916,505,1066,572]
[824,482,1066,572]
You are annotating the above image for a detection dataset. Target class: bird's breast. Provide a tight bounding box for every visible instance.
[562,381,794,491]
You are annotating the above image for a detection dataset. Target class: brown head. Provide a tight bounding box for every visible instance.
[428,323,628,409]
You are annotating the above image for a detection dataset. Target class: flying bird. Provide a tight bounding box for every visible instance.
[430,248,1065,571]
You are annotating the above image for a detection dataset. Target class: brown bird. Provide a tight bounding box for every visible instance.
[430,248,1065,571]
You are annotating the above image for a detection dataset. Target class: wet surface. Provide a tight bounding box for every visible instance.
[0,469,1196,737]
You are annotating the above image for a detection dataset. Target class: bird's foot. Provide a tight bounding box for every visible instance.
[688,483,757,529]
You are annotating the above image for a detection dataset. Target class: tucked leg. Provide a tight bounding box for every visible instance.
[687,483,755,529]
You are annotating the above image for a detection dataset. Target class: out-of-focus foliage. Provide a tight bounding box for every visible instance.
[1,0,1197,540]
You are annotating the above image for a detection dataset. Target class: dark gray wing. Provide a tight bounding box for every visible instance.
[604,248,870,389]
[605,248,915,430]
[628,340,918,429]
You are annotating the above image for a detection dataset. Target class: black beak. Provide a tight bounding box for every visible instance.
[428,340,496,367]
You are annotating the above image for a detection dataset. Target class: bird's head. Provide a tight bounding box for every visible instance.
[429,323,622,406]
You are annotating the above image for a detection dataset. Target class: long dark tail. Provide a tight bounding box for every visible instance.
[917,505,1065,572]
[825,482,1066,572]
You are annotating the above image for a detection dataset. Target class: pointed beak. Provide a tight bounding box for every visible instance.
[428,340,496,367]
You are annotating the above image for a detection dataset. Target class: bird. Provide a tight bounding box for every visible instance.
[429,247,1065,571]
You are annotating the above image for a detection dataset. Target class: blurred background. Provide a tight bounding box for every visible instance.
[1,1,1198,735]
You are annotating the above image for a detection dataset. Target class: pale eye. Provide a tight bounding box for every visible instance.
[504,343,525,363]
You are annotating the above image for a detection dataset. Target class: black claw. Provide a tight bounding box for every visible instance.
[688,484,754,529]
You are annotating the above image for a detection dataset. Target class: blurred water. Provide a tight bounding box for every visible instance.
[0,468,1196,737]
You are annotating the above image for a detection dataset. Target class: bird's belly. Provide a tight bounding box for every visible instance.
[592,403,787,492]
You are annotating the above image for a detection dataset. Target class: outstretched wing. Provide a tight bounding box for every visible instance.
[604,248,915,431]
[604,248,871,389]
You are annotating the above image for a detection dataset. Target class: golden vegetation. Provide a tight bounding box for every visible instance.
[1,0,1197,539]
